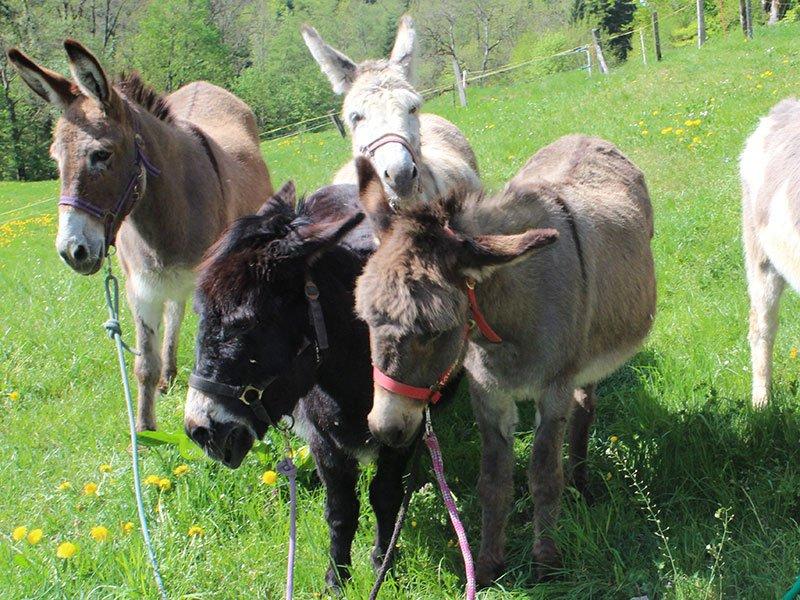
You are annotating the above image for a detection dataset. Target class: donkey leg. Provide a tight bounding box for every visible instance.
[128,288,165,432]
[568,384,596,498]
[472,388,518,587]
[529,382,571,580]
[744,231,785,408]
[158,299,185,392]
[311,438,360,591]
[369,443,414,571]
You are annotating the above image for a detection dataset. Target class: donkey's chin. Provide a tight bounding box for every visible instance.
[69,255,104,276]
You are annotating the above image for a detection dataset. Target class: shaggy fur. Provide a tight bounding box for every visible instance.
[741,98,800,407]
[185,183,414,590]
[355,135,656,584]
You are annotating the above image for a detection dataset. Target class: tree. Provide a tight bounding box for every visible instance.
[129,0,234,91]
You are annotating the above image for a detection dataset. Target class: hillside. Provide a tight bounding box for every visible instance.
[1,23,800,599]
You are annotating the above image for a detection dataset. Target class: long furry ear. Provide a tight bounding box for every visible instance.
[356,157,394,239]
[6,48,78,108]
[458,229,559,282]
[64,39,114,108]
[300,24,357,95]
[257,181,296,216]
[389,15,416,81]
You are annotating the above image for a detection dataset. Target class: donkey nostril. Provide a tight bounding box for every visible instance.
[72,244,88,262]
[189,425,211,447]
[411,165,418,179]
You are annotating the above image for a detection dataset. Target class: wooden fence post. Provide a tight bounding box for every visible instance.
[452,57,467,107]
[652,12,663,61]
[591,29,609,74]
[330,113,346,138]
[697,0,707,47]
[585,45,593,75]
[745,0,754,38]
[640,29,647,65]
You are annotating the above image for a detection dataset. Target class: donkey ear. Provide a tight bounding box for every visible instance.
[294,212,366,263]
[300,24,357,95]
[458,229,559,281]
[64,39,113,106]
[6,48,77,108]
[257,181,296,216]
[356,156,393,239]
[389,15,416,81]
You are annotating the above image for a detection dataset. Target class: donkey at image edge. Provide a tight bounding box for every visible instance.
[184,182,415,589]
[6,41,271,431]
[354,134,656,583]
[301,15,480,208]
[741,98,800,408]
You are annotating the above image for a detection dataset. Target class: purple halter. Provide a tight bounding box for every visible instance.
[58,120,160,252]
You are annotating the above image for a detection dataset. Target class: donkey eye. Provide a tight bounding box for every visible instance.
[349,112,364,125]
[90,149,112,164]
[409,105,419,114]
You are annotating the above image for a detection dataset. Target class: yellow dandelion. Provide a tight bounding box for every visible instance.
[26,529,43,545]
[173,464,190,477]
[296,446,311,462]
[12,526,27,542]
[674,128,685,136]
[158,478,172,491]
[411,520,417,528]
[605,472,613,481]
[143,475,161,486]
[609,435,619,444]
[56,541,78,559]
[790,347,798,360]
[660,127,673,135]
[187,525,205,537]
[122,521,135,534]
[756,84,763,90]
[637,120,645,126]
[57,481,72,492]
[761,70,774,78]
[652,110,660,116]
[90,526,109,542]
[641,130,649,136]
[261,470,278,485]
[9,390,19,401]
[99,464,112,474]
[83,482,98,496]
[692,136,702,144]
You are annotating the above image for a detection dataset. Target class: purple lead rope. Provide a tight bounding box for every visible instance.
[277,455,298,600]
[424,407,477,600]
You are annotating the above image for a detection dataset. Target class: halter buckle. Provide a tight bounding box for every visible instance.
[465,277,476,290]
[239,385,264,405]
[304,281,320,300]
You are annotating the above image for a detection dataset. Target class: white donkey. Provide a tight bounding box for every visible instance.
[301,15,480,208]
[741,98,800,407]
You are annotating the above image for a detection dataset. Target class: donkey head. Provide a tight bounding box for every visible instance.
[302,15,422,205]
[184,182,364,468]
[354,159,559,447]
[7,41,144,274]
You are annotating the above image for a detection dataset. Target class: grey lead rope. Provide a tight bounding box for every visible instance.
[103,254,168,600]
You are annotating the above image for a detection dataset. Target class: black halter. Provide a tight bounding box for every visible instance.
[188,275,330,427]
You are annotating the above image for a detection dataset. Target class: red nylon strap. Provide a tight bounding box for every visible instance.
[373,366,443,404]
[465,279,502,343]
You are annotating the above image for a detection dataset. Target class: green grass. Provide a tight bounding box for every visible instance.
[3,24,800,599]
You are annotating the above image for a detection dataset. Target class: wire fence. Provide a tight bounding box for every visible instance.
[258,4,699,145]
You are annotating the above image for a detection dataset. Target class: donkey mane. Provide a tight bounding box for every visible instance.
[196,197,311,309]
[115,72,173,122]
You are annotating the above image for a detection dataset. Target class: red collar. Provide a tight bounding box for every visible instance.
[373,278,501,404]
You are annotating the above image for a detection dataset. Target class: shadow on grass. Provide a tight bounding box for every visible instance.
[378,348,800,598]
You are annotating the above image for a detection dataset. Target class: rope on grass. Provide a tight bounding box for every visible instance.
[103,254,167,600]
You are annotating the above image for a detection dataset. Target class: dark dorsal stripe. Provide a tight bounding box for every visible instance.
[187,123,222,193]
[552,195,586,286]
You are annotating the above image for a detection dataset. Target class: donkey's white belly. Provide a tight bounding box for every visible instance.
[759,180,800,292]
[128,267,196,304]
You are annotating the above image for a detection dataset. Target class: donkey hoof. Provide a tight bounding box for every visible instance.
[476,557,506,588]
[533,539,562,581]
[325,566,350,595]
[136,419,157,433]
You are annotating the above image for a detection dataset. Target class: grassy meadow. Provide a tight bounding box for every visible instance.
[3,23,800,599]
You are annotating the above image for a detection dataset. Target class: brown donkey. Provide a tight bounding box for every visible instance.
[354,135,656,583]
[7,41,272,430]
